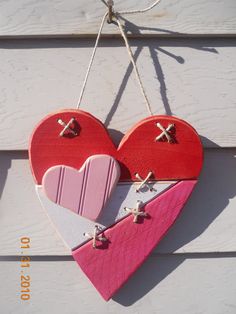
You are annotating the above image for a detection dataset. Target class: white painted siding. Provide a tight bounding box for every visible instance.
[0,38,236,149]
[0,0,236,312]
[0,0,236,36]
[1,257,236,314]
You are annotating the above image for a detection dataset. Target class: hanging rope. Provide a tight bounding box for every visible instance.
[115,14,153,115]
[119,0,162,15]
[77,11,108,109]
[76,0,162,115]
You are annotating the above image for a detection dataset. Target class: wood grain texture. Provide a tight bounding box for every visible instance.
[37,182,175,250]
[0,148,236,255]
[1,257,236,313]
[43,155,120,220]
[0,38,235,150]
[30,110,203,183]
[0,0,236,37]
[73,181,197,300]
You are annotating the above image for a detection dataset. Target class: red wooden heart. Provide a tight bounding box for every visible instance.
[29,109,203,184]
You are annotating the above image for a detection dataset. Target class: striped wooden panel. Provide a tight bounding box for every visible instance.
[43,155,120,221]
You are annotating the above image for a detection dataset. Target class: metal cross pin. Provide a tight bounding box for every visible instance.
[84,225,107,249]
[135,171,153,192]
[124,200,147,223]
[155,122,175,143]
[57,117,77,137]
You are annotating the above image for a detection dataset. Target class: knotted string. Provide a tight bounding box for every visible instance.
[135,171,153,192]
[124,200,148,223]
[155,122,175,142]
[77,0,162,116]
[84,225,107,249]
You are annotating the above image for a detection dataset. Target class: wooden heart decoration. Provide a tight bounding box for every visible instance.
[42,155,120,221]
[29,109,203,301]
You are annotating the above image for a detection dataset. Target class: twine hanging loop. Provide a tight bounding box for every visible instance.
[76,0,162,116]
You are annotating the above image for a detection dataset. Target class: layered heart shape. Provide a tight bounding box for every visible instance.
[29,109,203,301]
[42,155,120,221]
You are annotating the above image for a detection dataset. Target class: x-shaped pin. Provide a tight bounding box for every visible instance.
[84,225,107,249]
[155,122,175,143]
[124,200,148,223]
[57,117,77,137]
[135,172,153,192]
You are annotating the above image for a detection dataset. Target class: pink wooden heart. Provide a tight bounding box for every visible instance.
[42,155,120,221]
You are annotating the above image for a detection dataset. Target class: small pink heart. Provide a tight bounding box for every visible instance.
[42,155,120,221]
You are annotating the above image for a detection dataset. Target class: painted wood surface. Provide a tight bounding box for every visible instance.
[37,182,175,250]
[0,149,235,256]
[37,186,106,250]
[30,110,202,183]
[0,38,236,150]
[43,155,120,220]
[1,257,236,313]
[1,0,236,37]
[73,181,196,300]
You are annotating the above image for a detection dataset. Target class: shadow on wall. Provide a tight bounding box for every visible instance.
[104,26,230,305]
[113,140,236,305]
[104,18,219,131]
[0,153,11,200]
[0,151,28,201]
